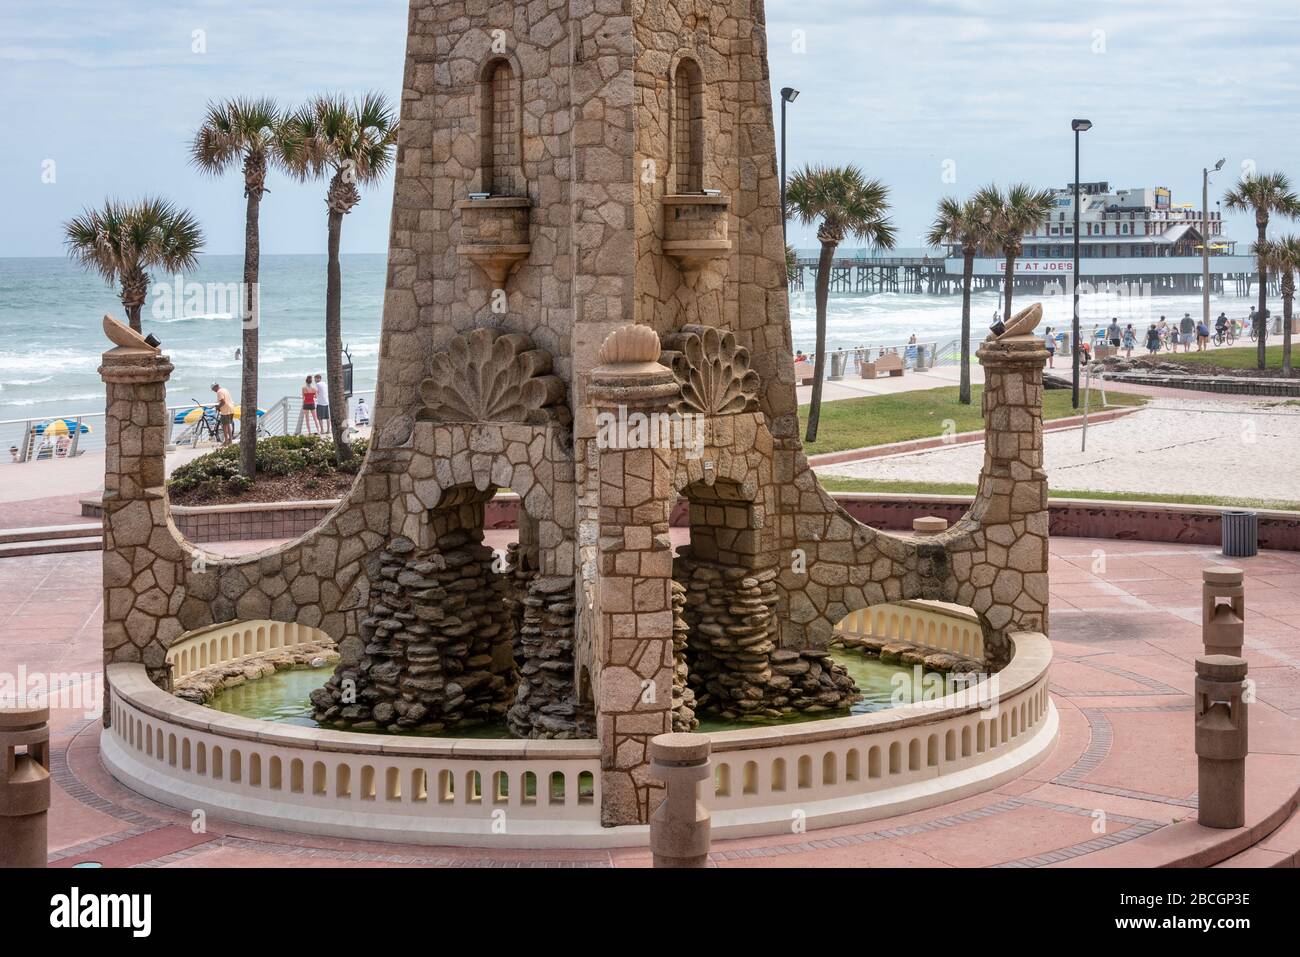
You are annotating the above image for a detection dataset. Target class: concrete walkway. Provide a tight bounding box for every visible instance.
[5,536,1297,868]
[821,397,1300,502]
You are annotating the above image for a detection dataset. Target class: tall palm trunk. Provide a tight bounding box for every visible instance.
[120,267,149,332]
[240,183,263,478]
[960,247,975,405]
[1002,247,1015,319]
[325,208,351,463]
[1257,219,1269,370]
[805,239,837,443]
[1283,271,1295,377]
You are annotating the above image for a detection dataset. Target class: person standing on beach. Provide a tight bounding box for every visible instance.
[298,375,318,435]
[314,373,330,431]
[1179,312,1195,353]
[1106,319,1122,350]
[211,382,235,445]
[1043,327,1056,368]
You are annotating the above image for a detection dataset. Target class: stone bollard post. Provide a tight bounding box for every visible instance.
[1202,567,1244,657]
[649,732,712,867]
[0,705,51,867]
[912,516,949,535]
[1194,655,1248,829]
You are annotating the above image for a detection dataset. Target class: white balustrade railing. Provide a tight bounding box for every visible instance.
[834,599,985,660]
[703,631,1054,831]
[166,618,330,681]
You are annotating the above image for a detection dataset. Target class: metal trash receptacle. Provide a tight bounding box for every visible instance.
[829,352,845,380]
[1221,510,1258,558]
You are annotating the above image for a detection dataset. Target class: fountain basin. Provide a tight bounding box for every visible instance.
[103,615,1054,847]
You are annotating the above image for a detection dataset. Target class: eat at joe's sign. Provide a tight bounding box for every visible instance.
[1014,259,1074,274]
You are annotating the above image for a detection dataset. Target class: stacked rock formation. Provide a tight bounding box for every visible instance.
[310,532,516,731]
[507,574,595,739]
[676,553,860,719]
[670,580,699,732]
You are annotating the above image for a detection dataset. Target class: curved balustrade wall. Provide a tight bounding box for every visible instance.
[103,631,1053,846]
[834,600,985,660]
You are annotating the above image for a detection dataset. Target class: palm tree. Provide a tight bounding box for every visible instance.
[191,97,292,479]
[1256,236,1300,376]
[1224,171,1300,370]
[285,92,398,462]
[928,195,997,405]
[976,183,1055,321]
[64,198,204,332]
[785,165,897,442]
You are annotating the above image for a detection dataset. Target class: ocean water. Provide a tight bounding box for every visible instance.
[0,254,1256,425]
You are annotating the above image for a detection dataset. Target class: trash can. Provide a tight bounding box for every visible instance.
[915,345,929,371]
[1221,510,1258,558]
[829,351,846,381]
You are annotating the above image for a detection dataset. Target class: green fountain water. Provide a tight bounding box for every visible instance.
[205,651,934,737]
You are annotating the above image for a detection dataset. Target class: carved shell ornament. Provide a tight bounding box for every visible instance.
[660,324,761,415]
[418,328,569,425]
[597,324,662,365]
[997,303,1043,339]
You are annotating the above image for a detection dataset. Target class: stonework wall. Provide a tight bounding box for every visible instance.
[99,1,1053,830]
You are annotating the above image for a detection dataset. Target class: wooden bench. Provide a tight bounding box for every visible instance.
[795,362,814,386]
[860,352,904,379]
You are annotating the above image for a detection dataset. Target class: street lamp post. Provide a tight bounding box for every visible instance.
[780,87,798,247]
[1070,119,1092,409]
[1203,158,1225,332]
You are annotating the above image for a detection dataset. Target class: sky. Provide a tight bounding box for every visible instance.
[3,0,1299,258]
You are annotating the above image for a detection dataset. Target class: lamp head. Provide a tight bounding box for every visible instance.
[1213,158,1225,172]
[1071,118,1092,132]
[781,87,799,103]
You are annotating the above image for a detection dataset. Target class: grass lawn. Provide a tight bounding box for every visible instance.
[816,476,1300,512]
[1159,344,1294,372]
[798,386,1147,454]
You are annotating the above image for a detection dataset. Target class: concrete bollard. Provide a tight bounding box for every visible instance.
[1194,655,1248,829]
[1202,567,1244,657]
[0,705,51,867]
[913,516,949,535]
[649,732,711,867]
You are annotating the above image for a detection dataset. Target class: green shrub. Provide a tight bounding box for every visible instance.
[167,435,369,497]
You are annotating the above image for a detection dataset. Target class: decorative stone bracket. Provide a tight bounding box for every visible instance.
[662,194,731,273]
[456,196,531,285]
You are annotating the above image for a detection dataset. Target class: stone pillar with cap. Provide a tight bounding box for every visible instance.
[98,316,186,701]
[1202,567,1244,657]
[588,325,682,826]
[1194,654,1248,829]
[0,705,50,867]
[960,307,1052,666]
[649,732,712,867]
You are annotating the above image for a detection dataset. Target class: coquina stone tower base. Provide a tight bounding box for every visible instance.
[100,0,1051,829]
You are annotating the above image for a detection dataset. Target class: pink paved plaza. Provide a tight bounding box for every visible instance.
[5,534,1298,868]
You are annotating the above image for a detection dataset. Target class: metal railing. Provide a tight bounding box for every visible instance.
[0,389,376,467]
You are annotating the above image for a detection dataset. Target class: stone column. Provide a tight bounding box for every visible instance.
[99,326,182,705]
[649,732,711,867]
[970,328,1051,665]
[1194,655,1248,829]
[1202,567,1244,656]
[0,705,50,868]
[588,326,681,827]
